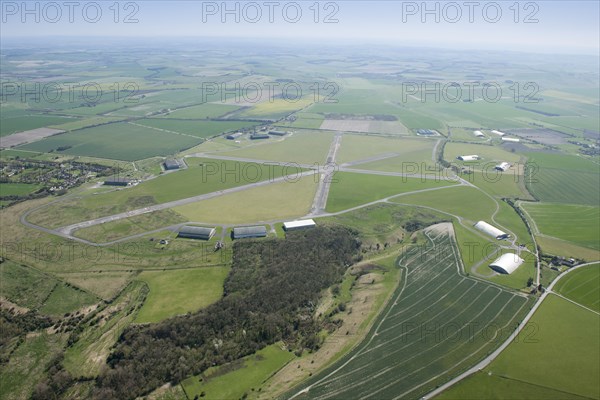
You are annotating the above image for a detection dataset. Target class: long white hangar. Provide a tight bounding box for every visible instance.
[474,221,510,240]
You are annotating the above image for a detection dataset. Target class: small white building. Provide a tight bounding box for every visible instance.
[495,162,511,172]
[491,130,506,136]
[502,137,520,143]
[283,219,316,231]
[474,221,509,239]
[473,130,485,137]
[489,253,524,274]
[457,155,480,161]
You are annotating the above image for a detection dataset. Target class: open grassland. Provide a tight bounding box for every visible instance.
[525,153,600,206]
[237,97,313,119]
[0,333,67,400]
[19,122,203,161]
[0,115,74,136]
[0,183,42,196]
[73,209,187,243]
[215,130,335,165]
[326,172,457,213]
[276,112,325,129]
[0,261,97,315]
[287,227,533,400]
[535,236,600,262]
[465,170,530,199]
[135,118,256,139]
[554,264,600,312]
[391,186,495,224]
[63,281,147,378]
[522,203,600,250]
[27,158,297,228]
[161,103,242,119]
[135,267,229,323]
[55,271,134,300]
[182,343,295,400]
[173,175,317,224]
[336,135,435,166]
[439,294,599,400]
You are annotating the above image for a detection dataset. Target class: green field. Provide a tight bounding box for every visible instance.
[73,209,187,243]
[287,228,533,400]
[135,267,230,323]
[161,103,242,119]
[326,172,457,213]
[525,153,600,206]
[0,183,42,196]
[554,264,600,312]
[0,333,67,400]
[182,343,295,400]
[174,175,317,224]
[522,203,600,250]
[336,135,435,167]
[216,130,335,165]
[444,142,522,164]
[0,115,75,136]
[439,294,600,399]
[27,158,299,228]
[19,122,203,161]
[135,118,256,139]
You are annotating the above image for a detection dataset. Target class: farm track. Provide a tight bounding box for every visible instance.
[286,224,532,400]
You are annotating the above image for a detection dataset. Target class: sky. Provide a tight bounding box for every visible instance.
[1,1,599,55]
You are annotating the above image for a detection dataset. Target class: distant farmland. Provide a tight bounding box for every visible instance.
[287,224,532,400]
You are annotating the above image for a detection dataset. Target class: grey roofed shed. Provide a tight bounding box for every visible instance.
[164,159,180,170]
[178,225,216,240]
[232,225,267,239]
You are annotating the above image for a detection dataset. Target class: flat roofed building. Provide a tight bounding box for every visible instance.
[501,137,520,142]
[283,219,316,231]
[457,155,480,161]
[164,159,180,170]
[178,225,216,240]
[233,225,267,239]
[104,177,132,186]
[489,253,524,274]
[495,162,511,172]
[250,133,270,140]
[474,220,509,240]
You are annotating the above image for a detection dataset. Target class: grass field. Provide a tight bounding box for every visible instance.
[135,118,256,139]
[326,172,457,213]
[182,343,295,400]
[173,175,317,224]
[535,235,600,262]
[73,209,187,243]
[522,203,600,250]
[216,131,335,165]
[56,271,134,300]
[27,158,299,228]
[525,153,600,206]
[0,183,42,196]
[161,103,242,119]
[336,135,435,167]
[0,115,75,136]
[554,264,600,312]
[287,226,533,400]
[63,281,147,377]
[0,333,67,400]
[439,294,600,399]
[19,122,203,161]
[444,142,522,164]
[135,267,229,323]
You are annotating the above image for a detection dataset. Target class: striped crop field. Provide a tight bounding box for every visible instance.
[287,223,533,400]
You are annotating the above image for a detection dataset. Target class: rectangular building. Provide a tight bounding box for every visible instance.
[269,130,288,136]
[104,177,132,186]
[226,132,243,140]
[283,219,316,231]
[164,159,180,170]
[177,226,216,240]
[233,225,267,239]
[457,155,480,161]
[250,133,270,140]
